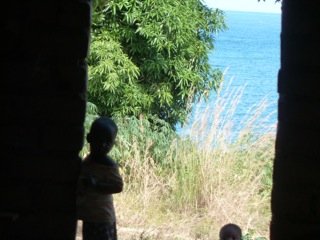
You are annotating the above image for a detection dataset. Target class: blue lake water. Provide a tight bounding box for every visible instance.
[179,11,281,135]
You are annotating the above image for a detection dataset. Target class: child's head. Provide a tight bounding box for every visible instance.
[87,117,118,154]
[219,223,242,240]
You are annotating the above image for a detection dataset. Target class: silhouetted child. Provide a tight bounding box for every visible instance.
[77,117,123,240]
[219,223,242,240]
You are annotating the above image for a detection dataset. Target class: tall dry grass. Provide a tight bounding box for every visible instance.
[110,80,276,240]
[80,80,276,239]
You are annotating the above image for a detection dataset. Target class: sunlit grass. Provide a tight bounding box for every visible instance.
[79,79,276,240]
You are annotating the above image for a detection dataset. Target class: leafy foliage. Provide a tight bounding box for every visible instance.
[243,229,268,240]
[88,0,227,128]
[112,115,177,168]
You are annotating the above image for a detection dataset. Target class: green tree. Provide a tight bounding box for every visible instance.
[88,0,227,128]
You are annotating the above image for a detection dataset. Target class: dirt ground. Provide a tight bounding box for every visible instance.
[76,221,82,240]
[76,221,147,240]
[76,221,176,240]
[76,221,197,240]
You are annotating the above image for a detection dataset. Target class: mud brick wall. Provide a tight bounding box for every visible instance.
[0,1,91,239]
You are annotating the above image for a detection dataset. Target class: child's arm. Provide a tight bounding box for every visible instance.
[83,169,123,194]
[93,179,123,194]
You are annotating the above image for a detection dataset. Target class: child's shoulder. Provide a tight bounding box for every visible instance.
[102,156,118,167]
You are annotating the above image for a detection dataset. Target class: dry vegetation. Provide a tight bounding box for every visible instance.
[79,80,276,240]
